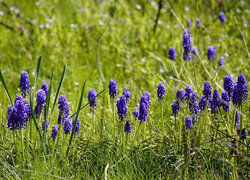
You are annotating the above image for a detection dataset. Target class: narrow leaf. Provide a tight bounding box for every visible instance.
[33,56,42,100]
[0,70,13,106]
[66,80,86,156]
[49,65,66,123]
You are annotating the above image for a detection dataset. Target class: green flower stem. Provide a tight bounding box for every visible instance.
[160,101,165,136]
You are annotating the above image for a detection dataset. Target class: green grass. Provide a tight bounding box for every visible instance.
[0,0,249,179]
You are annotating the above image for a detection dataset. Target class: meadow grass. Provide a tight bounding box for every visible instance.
[0,0,249,179]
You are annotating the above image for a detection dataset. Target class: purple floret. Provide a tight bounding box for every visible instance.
[20,71,30,98]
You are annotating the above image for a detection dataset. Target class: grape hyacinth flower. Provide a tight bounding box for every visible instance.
[122,87,131,102]
[192,47,198,56]
[237,129,240,136]
[195,18,200,27]
[168,47,176,61]
[193,101,199,114]
[72,119,80,135]
[51,125,58,141]
[142,91,151,109]
[124,120,131,133]
[34,89,46,118]
[218,56,225,67]
[211,89,221,113]
[183,29,192,61]
[232,74,248,106]
[41,83,48,95]
[203,81,212,99]
[63,117,72,135]
[7,95,31,130]
[108,79,118,100]
[221,90,229,112]
[7,105,13,118]
[138,92,151,122]
[171,100,180,116]
[192,114,197,124]
[20,71,30,98]
[58,95,70,125]
[241,129,247,140]
[187,19,191,28]
[235,111,240,127]
[176,89,185,102]
[185,85,194,102]
[224,75,235,99]
[88,89,97,111]
[42,120,49,132]
[185,115,193,129]
[133,108,139,120]
[116,95,128,121]
[199,96,207,111]
[157,82,165,101]
[219,12,226,23]
[207,46,216,61]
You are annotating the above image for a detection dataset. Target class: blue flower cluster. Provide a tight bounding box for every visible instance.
[20,71,30,98]
[7,95,31,130]
[116,95,128,121]
[88,88,97,111]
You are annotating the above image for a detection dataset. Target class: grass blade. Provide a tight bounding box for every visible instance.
[49,65,66,124]
[69,89,105,118]
[66,80,86,156]
[33,56,42,100]
[0,70,13,107]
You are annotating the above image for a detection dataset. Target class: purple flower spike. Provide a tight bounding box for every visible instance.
[203,81,212,99]
[183,29,192,61]
[221,90,229,112]
[219,12,226,23]
[224,75,235,99]
[116,95,128,121]
[138,92,151,122]
[241,129,247,140]
[176,89,185,102]
[63,117,72,135]
[211,89,221,113]
[185,85,194,102]
[207,46,216,61]
[185,115,193,129]
[108,79,118,100]
[171,100,180,116]
[124,120,131,133]
[235,111,240,127]
[218,56,225,67]
[58,95,70,125]
[20,71,30,98]
[41,83,48,95]
[133,108,139,120]
[168,47,176,61]
[34,90,46,119]
[157,82,165,101]
[88,89,97,111]
[232,74,248,106]
[72,119,80,135]
[122,87,131,102]
[7,95,31,130]
[51,125,58,141]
